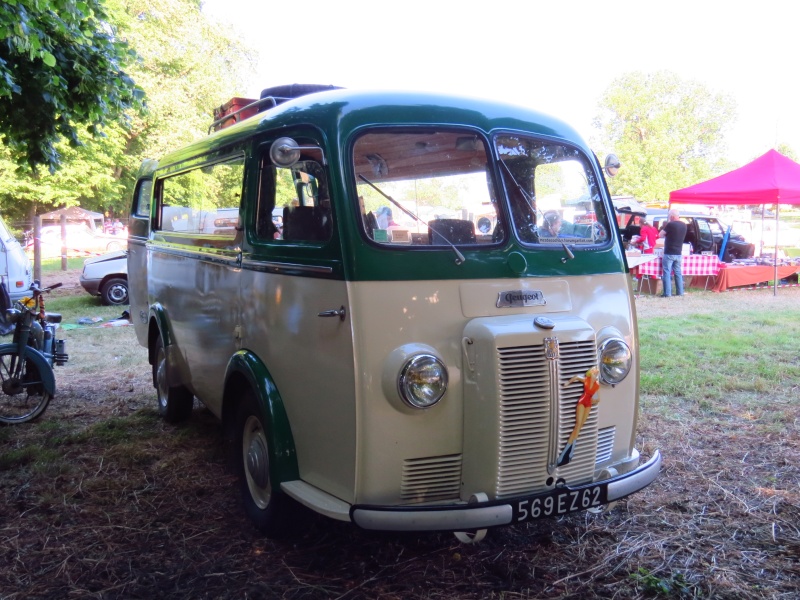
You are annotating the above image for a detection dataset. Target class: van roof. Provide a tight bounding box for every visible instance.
[156,88,588,171]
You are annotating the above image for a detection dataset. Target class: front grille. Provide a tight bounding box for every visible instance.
[496,340,599,498]
[595,426,616,466]
[401,454,462,502]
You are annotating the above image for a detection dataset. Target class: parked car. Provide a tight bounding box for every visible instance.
[0,214,33,301]
[620,209,754,261]
[79,250,128,305]
[28,224,127,258]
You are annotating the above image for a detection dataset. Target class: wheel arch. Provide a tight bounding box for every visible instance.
[101,273,128,290]
[146,303,185,389]
[0,343,56,396]
[223,350,299,486]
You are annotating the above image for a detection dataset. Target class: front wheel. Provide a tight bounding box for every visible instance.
[100,277,129,306]
[233,391,294,536]
[0,351,52,424]
[153,336,193,423]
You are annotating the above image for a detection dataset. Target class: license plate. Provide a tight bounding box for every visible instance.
[512,484,608,522]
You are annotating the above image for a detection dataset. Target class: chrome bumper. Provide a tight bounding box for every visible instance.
[351,450,662,532]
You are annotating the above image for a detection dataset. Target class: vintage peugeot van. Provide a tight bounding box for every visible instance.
[128,86,661,540]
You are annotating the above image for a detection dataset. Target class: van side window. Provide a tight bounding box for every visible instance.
[157,156,244,240]
[134,180,153,217]
[256,158,332,243]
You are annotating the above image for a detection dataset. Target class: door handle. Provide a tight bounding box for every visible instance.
[318,306,346,321]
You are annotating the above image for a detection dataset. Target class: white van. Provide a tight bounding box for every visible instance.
[0,215,32,301]
[128,86,661,540]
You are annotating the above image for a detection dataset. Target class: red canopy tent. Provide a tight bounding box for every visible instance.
[670,149,800,205]
[669,149,800,294]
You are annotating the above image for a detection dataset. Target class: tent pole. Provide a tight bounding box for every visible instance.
[774,203,779,297]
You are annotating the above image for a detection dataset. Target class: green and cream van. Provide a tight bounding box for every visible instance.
[128,85,661,540]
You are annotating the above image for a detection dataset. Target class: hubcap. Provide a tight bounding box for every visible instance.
[243,415,271,508]
[2,377,22,396]
[156,349,168,409]
[108,283,128,303]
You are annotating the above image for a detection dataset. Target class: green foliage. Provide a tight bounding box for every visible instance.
[594,71,736,203]
[776,142,797,161]
[0,0,145,172]
[630,567,695,597]
[0,0,257,225]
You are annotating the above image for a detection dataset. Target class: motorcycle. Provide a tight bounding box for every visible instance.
[0,282,68,424]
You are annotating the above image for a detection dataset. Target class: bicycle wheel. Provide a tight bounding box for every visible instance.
[0,350,52,424]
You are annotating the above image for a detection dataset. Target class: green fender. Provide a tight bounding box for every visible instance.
[148,303,186,388]
[148,302,173,347]
[226,350,299,485]
[0,343,56,396]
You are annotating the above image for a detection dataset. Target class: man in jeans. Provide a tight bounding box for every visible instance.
[658,208,687,297]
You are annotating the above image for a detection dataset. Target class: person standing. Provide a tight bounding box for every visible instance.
[638,216,658,254]
[658,208,687,297]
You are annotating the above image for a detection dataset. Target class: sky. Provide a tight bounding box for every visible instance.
[201,0,800,167]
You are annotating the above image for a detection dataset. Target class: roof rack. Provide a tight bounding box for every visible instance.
[209,84,342,134]
[209,96,289,134]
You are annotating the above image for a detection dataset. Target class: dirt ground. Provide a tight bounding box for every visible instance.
[1,274,798,599]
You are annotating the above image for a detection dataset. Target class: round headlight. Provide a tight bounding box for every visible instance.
[398,354,448,409]
[598,338,632,385]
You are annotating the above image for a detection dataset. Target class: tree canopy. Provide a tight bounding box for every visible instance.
[594,71,736,203]
[0,0,256,226]
[0,0,144,172]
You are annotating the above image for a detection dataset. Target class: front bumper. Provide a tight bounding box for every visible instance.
[79,276,101,296]
[351,450,661,532]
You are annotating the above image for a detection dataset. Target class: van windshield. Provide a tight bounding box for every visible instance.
[352,131,500,246]
[495,135,610,246]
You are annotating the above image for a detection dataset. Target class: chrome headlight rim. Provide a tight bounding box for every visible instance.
[397,353,448,409]
[598,337,632,385]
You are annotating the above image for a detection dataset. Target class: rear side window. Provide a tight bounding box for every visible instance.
[157,156,244,240]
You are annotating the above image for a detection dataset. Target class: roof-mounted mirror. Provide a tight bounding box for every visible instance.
[605,154,621,177]
[270,137,326,167]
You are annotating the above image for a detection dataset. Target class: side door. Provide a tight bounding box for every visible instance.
[241,131,357,502]
[695,218,715,253]
[128,163,156,347]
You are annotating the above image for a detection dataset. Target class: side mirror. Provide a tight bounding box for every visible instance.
[269,137,326,167]
[604,154,621,177]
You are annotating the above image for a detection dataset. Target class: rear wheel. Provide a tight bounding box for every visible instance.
[153,336,193,423]
[233,390,294,536]
[100,277,129,305]
[0,351,52,424]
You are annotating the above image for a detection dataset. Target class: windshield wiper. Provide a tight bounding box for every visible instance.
[499,159,541,221]
[358,174,466,265]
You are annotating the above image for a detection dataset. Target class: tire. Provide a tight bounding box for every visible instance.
[153,336,193,423]
[233,390,294,536]
[106,241,122,251]
[0,351,52,424]
[100,277,129,306]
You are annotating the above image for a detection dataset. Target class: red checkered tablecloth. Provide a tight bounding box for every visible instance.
[637,254,722,278]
